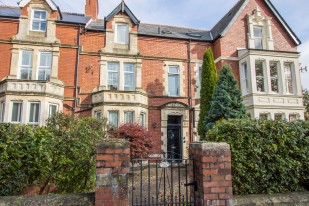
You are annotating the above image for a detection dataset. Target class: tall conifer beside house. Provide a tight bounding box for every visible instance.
[198,48,218,140]
[204,64,247,133]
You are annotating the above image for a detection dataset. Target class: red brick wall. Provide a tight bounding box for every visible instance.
[0,20,18,39]
[56,25,79,45]
[190,142,233,206]
[0,44,13,80]
[80,32,105,52]
[96,140,130,206]
[148,109,162,153]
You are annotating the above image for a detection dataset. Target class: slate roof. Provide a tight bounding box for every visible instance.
[61,12,91,24]
[210,0,247,40]
[138,24,212,41]
[86,19,105,31]
[0,6,20,18]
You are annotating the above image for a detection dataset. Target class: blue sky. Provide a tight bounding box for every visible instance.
[2,0,309,89]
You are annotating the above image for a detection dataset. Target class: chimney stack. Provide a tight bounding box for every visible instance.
[85,0,99,19]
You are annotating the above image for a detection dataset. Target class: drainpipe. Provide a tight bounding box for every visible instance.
[188,39,193,143]
[74,24,81,115]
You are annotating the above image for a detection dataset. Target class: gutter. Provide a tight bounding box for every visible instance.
[188,39,193,143]
[73,24,81,115]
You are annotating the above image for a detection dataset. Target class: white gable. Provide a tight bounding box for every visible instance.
[18,0,58,11]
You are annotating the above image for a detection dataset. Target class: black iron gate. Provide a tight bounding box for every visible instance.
[130,155,196,206]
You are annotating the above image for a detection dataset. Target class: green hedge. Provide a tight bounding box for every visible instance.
[206,119,309,195]
[0,113,108,196]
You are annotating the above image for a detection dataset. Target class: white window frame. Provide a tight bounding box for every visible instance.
[259,113,270,120]
[28,102,40,125]
[94,110,102,119]
[0,101,5,123]
[284,63,294,94]
[48,103,58,118]
[253,26,263,49]
[241,62,249,95]
[107,62,119,90]
[255,61,265,92]
[115,24,129,44]
[124,111,134,124]
[140,112,146,127]
[124,63,136,91]
[270,62,279,93]
[10,101,23,123]
[168,66,180,97]
[108,111,119,127]
[289,114,298,122]
[274,113,285,120]
[19,50,33,80]
[38,52,52,81]
[31,9,47,32]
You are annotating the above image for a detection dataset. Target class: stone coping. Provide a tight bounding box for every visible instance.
[190,141,230,150]
[233,192,309,206]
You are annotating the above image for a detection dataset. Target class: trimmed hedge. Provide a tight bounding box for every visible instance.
[207,119,309,195]
[0,113,108,196]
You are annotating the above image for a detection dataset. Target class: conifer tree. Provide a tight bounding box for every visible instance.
[198,48,218,139]
[204,64,247,134]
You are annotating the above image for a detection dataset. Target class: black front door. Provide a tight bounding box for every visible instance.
[167,115,182,160]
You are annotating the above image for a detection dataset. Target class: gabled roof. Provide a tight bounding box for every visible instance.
[210,0,301,45]
[105,1,140,25]
[18,0,58,11]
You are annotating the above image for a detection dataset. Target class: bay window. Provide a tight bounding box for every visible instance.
[107,62,119,90]
[116,24,129,44]
[124,63,135,91]
[124,111,134,124]
[109,111,119,127]
[284,63,294,94]
[28,102,40,125]
[168,66,180,96]
[38,52,52,81]
[19,50,33,80]
[31,10,47,32]
[255,61,265,92]
[11,102,22,123]
[270,62,279,93]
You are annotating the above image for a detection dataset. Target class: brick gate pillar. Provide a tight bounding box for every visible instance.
[190,142,233,206]
[96,139,130,206]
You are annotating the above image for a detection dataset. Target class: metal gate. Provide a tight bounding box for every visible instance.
[129,154,196,206]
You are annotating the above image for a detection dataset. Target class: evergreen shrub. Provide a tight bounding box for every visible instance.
[0,113,108,196]
[207,119,309,195]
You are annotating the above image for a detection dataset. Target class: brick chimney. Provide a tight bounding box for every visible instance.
[85,0,99,19]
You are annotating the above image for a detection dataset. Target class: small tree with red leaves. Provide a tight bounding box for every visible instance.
[109,124,153,160]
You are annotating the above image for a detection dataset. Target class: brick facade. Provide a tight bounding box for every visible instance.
[0,0,304,153]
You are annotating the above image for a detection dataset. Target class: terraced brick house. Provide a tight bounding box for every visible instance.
[0,0,304,157]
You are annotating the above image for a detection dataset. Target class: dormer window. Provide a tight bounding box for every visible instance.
[31,10,47,32]
[115,24,129,44]
[253,26,263,49]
